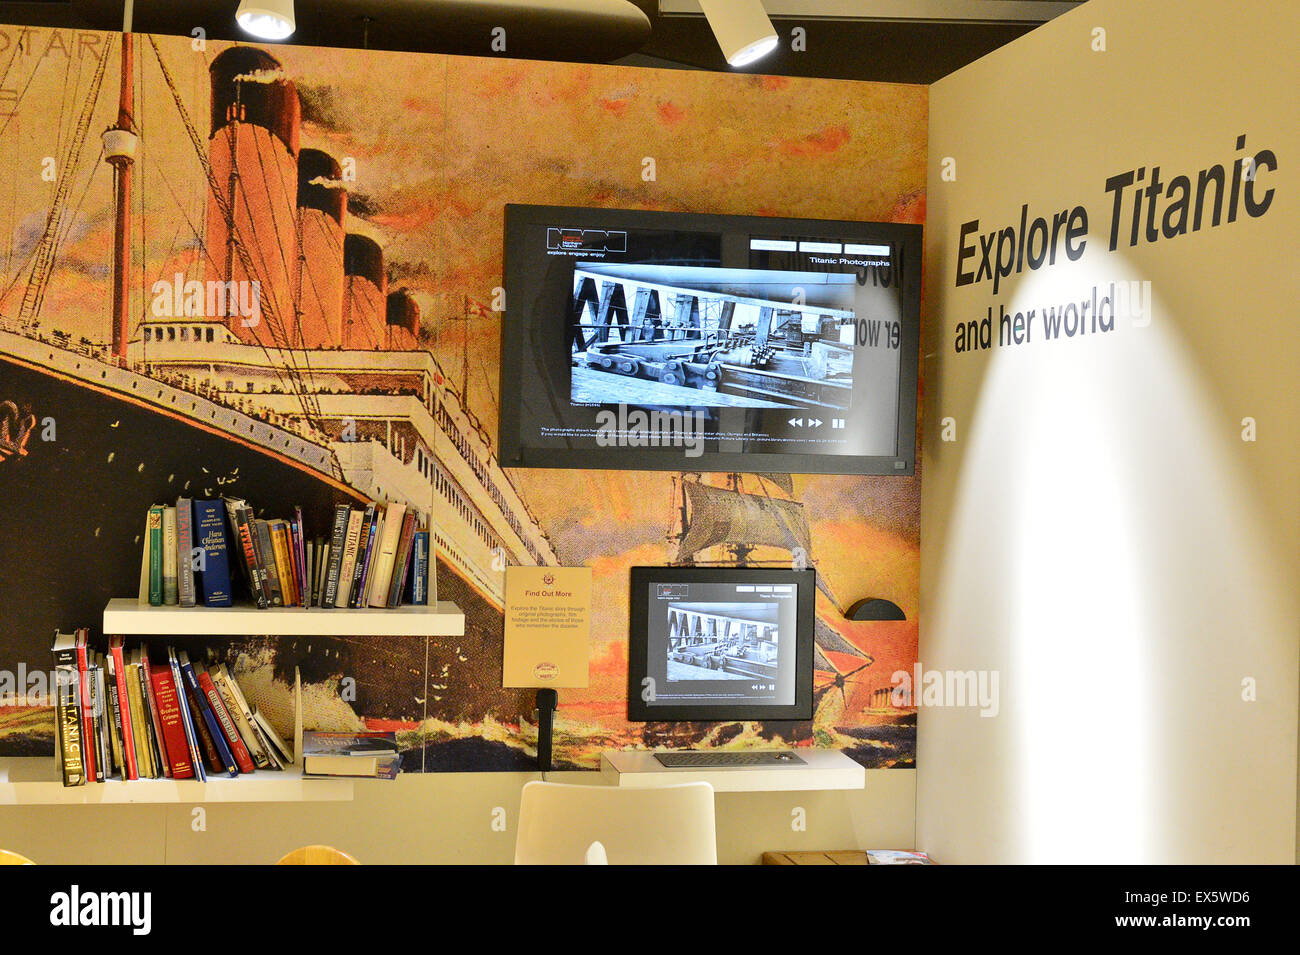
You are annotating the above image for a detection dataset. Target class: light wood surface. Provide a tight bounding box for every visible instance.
[276,844,361,865]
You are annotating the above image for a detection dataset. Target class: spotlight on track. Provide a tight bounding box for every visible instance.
[235,0,296,41]
[698,0,779,68]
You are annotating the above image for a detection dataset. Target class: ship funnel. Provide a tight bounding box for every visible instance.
[386,288,420,350]
[205,47,302,345]
[296,148,346,347]
[209,47,300,156]
[343,234,386,349]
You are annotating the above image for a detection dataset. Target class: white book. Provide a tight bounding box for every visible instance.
[162,507,179,605]
[367,504,406,607]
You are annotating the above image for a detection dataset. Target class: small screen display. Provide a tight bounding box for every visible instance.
[628,567,816,722]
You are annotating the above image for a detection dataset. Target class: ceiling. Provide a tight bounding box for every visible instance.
[0,0,1082,83]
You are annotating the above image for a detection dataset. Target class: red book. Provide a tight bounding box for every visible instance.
[74,629,97,782]
[108,636,138,780]
[148,662,195,780]
[196,668,255,774]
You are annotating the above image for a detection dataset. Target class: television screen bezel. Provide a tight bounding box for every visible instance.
[500,203,921,476]
[626,565,817,723]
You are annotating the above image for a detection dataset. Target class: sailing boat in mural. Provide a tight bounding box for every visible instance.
[0,33,556,758]
[639,471,880,747]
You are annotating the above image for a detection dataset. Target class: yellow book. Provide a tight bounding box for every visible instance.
[124,656,154,778]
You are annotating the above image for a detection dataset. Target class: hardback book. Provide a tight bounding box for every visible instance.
[252,708,293,766]
[168,647,205,782]
[148,660,195,779]
[51,632,85,787]
[211,664,272,770]
[73,629,97,782]
[181,675,224,776]
[192,499,234,607]
[410,530,429,605]
[269,520,298,607]
[147,504,164,606]
[301,731,401,779]
[349,504,378,608]
[177,651,238,776]
[103,652,125,777]
[358,511,386,608]
[194,662,255,774]
[335,508,365,608]
[124,650,155,778]
[90,659,110,781]
[162,506,179,605]
[176,496,197,607]
[366,504,405,608]
[225,499,270,609]
[139,644,171,778]
[387,509,419,608]
[254,519,283,607]
[322,504,351,607]
[292,507,309,607]
[108,636,139,780]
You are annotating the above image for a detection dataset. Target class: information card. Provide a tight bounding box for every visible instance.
[502,566,592,688]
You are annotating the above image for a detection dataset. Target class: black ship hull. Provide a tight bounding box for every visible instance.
[0,354,531,762]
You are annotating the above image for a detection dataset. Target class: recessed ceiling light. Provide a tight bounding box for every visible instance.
[235,0,296,41]
[698,0,779,68]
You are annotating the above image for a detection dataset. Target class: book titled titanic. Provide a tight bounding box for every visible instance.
[301,731,401,779]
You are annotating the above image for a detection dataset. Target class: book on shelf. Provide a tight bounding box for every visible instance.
[162,506,179,605]
[301,731,401,779]
[192,499,234,607]
[146,505,164,606]
[176,496,197,607]
[168,646,205,782]
[148,658,195,779]
[51,632,85,787]
[252,708,293,767]
[108,636,139,780]
[127,493,433,611]
[177,651,238,777]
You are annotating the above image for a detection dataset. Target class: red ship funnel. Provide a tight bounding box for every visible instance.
[205,47,301,346]
[386,288,420,350]
[296,148,346,347]
[343,234,386,349]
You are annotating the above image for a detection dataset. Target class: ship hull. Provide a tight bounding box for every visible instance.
[0,354,527,763]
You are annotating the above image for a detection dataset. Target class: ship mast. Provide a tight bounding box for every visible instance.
[104,33,138,363]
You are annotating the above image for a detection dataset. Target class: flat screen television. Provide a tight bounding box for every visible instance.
[626,566,816,722]
[500,204,921,475]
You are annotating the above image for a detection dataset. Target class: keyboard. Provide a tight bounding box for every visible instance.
[654,751,805,768]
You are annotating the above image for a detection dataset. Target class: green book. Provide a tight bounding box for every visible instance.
[147,505,164,606]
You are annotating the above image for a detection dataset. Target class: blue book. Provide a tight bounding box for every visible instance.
[168,647,205,782]
[411,531,429,605]
[192,499,233,607]
[177,651,238,777]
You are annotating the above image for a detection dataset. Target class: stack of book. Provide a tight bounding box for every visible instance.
[142,498,433,610]
[51,631,293,786]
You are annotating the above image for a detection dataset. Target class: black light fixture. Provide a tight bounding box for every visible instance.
[846,598,906,621]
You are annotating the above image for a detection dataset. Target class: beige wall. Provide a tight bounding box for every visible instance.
[0,769,913,865]
[919,0,1299,862]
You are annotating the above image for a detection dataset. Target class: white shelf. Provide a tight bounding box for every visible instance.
[0,758,353,805]
[600,749,866,792]
[103,597,465,636]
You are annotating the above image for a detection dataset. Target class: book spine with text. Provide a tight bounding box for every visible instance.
[322,504,351,607]
[148,661,194,779]
[176,497,196,607]
[335,509,365,607]
[196,665,255,774]
[162,506,179,605]
[109,636,138,780]
[178,654,238,776]
[147,505,164,605]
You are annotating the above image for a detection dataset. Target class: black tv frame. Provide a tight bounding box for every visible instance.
[626,566,816,722]
[500,203,921,476]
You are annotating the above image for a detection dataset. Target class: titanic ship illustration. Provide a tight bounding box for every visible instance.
[0,35,556,753]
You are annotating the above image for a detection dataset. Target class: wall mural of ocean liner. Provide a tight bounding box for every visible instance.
[0,25,924,770]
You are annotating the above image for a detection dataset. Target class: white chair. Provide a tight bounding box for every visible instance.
[515,781,717,865]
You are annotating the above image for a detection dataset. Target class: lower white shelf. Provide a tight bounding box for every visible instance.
[0,758,354,805]
[599,749,866,793]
